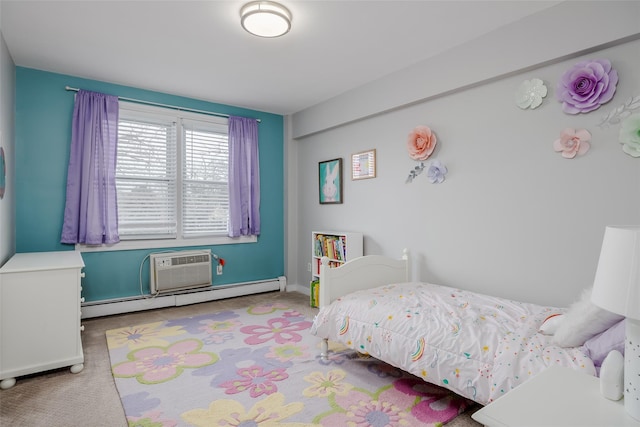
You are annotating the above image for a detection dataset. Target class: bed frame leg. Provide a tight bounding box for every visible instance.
[320,338,329,361]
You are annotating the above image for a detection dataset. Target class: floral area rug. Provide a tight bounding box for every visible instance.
[106,302,472,426]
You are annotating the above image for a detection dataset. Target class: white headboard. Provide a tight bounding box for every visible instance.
[318,249,409,308]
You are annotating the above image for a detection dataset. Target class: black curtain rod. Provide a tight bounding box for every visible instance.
[64,86,261,123]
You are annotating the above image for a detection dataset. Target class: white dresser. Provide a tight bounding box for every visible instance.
[0,251,85,389]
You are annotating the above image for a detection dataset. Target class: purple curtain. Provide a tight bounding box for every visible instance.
[228,116,260,237]
[61,90,120,245]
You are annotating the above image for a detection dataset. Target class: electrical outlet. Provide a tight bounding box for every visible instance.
[307,263,312,272]
[217,264,223,275]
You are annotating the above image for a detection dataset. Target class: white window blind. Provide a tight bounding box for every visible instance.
[182,119,229,236]
[115,104,229,242]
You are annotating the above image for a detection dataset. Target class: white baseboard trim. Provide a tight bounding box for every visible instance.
[288,282,310,296]
[81,276,286,319]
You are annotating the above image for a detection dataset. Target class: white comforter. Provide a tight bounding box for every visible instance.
[310,282,595,404]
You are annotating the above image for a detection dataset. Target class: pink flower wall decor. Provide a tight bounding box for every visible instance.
[407,126,437,161]
[553,128,591,159]
[556,59,618,114]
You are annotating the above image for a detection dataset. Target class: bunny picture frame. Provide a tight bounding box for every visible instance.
[319,158,343,204]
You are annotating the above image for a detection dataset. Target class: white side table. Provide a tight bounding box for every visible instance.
[472,366,640,427]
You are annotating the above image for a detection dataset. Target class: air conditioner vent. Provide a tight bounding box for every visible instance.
[150,250,212,294]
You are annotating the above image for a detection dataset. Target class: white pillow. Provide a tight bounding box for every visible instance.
[553,288,624,348]
[539,313,564,335]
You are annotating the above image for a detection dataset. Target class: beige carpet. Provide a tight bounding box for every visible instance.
[0,291,482,427]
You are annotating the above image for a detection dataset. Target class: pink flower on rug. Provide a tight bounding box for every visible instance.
[106,321,186,350]
[112,339,218,384]
[553,128,591,159]
[393,377,472,423]
[241,318,312,345]
[220,365,289,398]
[181,393,305,427]
[266,343,310,362]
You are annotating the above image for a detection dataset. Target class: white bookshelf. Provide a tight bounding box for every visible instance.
[310,231,363,306]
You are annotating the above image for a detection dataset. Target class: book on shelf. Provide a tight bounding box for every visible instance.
[314,234,348,261]
[310,279,320,308]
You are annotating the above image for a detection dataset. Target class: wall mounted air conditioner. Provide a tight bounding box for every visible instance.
[149,250,212,294]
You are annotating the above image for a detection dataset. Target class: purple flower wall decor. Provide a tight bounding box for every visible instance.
[553,128,591,159]
[427,160,448,183]
[556,59,618,114]
[619,113,640,158]
[406,160,448,184]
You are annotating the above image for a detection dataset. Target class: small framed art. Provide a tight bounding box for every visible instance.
[351,149,376,180]
[319,158,343,204]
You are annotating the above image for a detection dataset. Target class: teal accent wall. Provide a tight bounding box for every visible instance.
[15,67,284,302]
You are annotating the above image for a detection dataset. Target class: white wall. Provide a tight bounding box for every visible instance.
[287,3,640,308]
[293,1,640,139]
[0,5,16,265]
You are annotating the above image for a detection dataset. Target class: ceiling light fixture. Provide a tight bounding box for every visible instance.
[240,1,292,38]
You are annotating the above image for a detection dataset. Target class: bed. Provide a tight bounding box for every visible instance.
[310,251,624,405]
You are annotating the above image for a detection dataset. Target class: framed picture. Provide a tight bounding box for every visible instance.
[351,149,376,180]
[319,158,343,204]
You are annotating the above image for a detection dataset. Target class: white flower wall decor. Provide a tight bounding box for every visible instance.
[515,78,547,110]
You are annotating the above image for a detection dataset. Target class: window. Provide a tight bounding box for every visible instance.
[77,102,255,252]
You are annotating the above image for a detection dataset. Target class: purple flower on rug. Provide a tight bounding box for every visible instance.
[219,365,289,398]
[198,318,242,345]
[165,311,240,335]
[202,331,234,345]
[112,339,218,384]
[241,317,312,345]
[556,59,618,114]
[121,391,160,417]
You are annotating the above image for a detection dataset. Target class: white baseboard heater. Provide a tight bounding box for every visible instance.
[81,277,287,319]
[150,250,212,294]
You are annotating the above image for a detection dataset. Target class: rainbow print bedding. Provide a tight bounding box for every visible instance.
[310,281,595,405]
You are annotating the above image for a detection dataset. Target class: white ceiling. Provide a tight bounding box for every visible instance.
[1,1,562,115]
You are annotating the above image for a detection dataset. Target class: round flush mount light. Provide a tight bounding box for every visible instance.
[240,1,292,38]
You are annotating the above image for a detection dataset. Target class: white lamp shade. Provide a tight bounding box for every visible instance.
[591,226,640,320]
